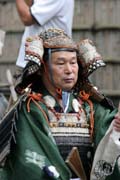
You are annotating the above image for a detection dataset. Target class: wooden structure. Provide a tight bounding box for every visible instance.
[0,0,120,106]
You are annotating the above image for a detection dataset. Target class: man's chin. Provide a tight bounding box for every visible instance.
[61,86,73,91]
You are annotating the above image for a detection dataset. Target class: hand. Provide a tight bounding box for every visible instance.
[113,114,120,132]
[113,103,120,132]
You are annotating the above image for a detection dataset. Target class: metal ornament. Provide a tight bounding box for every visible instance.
[94,160,114,180]
[72,99,81,112]
[43,95,56,108]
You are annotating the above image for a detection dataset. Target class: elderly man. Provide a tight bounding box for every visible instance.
[0,29,120,180]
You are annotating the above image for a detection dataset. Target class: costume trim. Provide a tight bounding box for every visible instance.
[79,90,94,138]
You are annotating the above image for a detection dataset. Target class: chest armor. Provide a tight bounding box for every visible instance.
[44,95,93,179]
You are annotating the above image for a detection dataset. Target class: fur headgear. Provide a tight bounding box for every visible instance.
[40,28,77,50]
[77,39,105,77]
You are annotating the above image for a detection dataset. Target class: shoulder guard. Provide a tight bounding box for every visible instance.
[0,94,26,167]
[78,81,115,111]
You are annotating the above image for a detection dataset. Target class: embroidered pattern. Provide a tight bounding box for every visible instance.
[25,149,46,169]
[94,160,114,180]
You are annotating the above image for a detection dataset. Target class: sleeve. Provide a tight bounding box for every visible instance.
[93,103,117,148]
[90,103,120,180]
[17,101,71,179]
[30,0,64,25]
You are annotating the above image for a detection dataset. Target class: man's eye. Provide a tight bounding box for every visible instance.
[71,61,77,64]
[57,62,64,65]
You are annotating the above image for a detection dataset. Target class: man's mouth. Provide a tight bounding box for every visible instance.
[64,78,74,83]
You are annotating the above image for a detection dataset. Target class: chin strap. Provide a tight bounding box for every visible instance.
[62,91,70,112]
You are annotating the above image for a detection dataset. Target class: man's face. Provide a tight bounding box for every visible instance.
[46,51,78,91]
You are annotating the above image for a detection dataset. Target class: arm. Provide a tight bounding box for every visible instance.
[15,0,36,26]
[90,103,120,179]
[113,102,120,132]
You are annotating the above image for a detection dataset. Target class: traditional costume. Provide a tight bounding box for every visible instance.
[0,29,120,180]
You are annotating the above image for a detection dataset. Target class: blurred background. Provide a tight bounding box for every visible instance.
[0,0,120,106]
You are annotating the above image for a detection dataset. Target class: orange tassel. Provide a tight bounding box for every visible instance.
[56,88,62,99]
[27,93,42,112]
[26,93,49,124]
[79,90,94,138]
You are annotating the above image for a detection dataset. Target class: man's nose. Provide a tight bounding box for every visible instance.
[65,63,72,73]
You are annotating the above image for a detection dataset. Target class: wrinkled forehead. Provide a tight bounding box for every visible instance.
[43,48,78,63]
[51,50,77,60]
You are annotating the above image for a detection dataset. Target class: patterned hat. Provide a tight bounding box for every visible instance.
[24,28,77,66]
[40,28,77,50]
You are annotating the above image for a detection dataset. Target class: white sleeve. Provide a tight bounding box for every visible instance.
[90,122,120,179]
[30,0,64,25]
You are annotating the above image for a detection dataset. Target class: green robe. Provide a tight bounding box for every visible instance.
[0,92,120,180]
